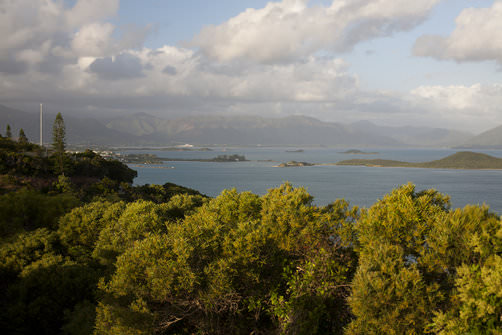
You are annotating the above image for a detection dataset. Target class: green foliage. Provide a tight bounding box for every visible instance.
[96,184,358,334]
[0,188,80,238]
[70,150,137,183]
[3,253,99,334]
[348,183,451,334]
[58,201,127,263]
[120,182,204,203]
[6,124,12,138]
[18,128,28,144]
[429,208,502,334]
[52,112,66,175]
[0,229,98,334]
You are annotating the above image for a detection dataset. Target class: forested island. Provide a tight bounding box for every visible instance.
[276,161,314,167]
[337,151,502,169]
[162,154,248,162]
[340,149,379,154]
[120,153,247,164]
[1,121,501,334]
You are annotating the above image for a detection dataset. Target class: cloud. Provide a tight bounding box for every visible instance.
[88,53,145,80]
[1,0,500,134]
[0,56,28,75]
[190,0,442,63]
[72,23,116,57]
[0,0,147,75]
[407,83,502,131]
[414,1,502,64]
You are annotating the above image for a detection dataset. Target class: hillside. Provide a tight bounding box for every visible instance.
[337,151,502,169]
[1,103,477,147]
[350,120,473,147]
[459,124,502,148]
[106,113,402,147]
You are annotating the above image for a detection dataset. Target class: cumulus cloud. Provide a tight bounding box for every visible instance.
[88,54,145,80]
[414,1,502,64]
[190,0,442,63]
[0,0,147,74]
[1,0,501,133]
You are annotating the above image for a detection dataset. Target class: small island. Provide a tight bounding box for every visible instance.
[163,154,248,162]
[122,153,165,164]
[286,149,304,153]
[336,152,502,169]
[340,149,379,155]
[276,161,315,168]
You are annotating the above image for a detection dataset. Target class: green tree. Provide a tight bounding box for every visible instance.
[52,112,66,175]
[95,184,358,334]
[429,206,502,334]
[347,183,451,334]
[18,128,28,144]
[6,124,12,138]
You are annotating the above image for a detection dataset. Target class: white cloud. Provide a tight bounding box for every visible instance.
[414,1,502,64]
[190,0,442,63]
[1,0,501,134]
[72,23,116,57]
[408,83,502,131]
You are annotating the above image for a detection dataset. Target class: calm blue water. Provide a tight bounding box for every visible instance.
[126,148,502,214]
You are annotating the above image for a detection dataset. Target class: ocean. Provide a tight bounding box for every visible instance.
[126,147,502,214]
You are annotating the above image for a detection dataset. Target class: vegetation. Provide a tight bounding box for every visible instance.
[277,161,315,167]
[0,131,501,334]
[18,129,28,144]
[337,151,502,169]
[52,112,66,175]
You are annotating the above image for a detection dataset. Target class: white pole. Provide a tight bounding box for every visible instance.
[40,103,43,146]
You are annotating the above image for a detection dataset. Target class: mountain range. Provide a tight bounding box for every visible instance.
[2,103,501,148]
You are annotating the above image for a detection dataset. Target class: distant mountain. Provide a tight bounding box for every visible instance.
[0,104,132,145]
[106,114,401,147]
[350,121,473,147]
[0,103,476,147]
[459,125,502,149]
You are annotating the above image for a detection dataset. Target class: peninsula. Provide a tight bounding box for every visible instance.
[336,152,502,169]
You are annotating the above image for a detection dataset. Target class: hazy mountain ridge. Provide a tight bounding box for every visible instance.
[106,113,401,147]
[0,104,133,145]
[349,120,473,147]
[0,104,482,147]
[459,125,502,148]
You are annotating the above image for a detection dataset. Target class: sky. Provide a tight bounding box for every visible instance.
[1,0,501,133]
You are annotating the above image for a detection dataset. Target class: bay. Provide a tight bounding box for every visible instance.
[126,148,502,214]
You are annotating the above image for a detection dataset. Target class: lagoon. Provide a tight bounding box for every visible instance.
[126,147,502,214]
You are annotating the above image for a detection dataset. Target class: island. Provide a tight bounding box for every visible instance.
[163,154,248,162]
[336,152,502,169]
[285,149,304,153]
[276,161,315,168]
[122,153,165,164]
[122,153,248,164]
[340,149,379,155]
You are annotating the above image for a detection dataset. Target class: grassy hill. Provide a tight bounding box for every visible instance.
[337,152,502,169]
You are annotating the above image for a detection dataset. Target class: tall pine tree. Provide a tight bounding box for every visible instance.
[52,113,66,175]
[6,124,12,138]
[18,128,28,144]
